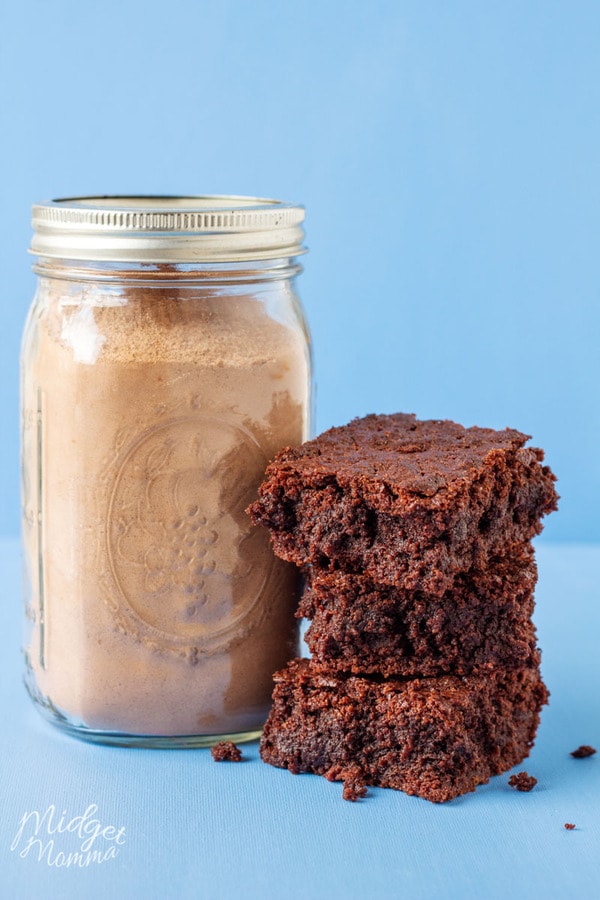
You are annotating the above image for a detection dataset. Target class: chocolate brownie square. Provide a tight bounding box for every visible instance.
[260,659,548,803]
[248,414,558,595]
[301,549,540,677]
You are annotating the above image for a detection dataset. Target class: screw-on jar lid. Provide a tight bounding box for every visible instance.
[30,196,306,263]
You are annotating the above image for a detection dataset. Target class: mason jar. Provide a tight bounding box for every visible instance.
[21,196,311,747]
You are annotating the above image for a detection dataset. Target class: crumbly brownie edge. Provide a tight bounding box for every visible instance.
[249,436,557,594]
[298,545,538,619]
[260,659,548,803]
[300,556,540,677]
[304,608,540,678]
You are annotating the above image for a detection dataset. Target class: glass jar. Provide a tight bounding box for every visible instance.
[21,196,311,747]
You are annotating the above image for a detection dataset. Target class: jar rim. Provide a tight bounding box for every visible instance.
[30,195,306,263]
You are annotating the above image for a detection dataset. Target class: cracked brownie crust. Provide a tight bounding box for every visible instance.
[248,413,558,595]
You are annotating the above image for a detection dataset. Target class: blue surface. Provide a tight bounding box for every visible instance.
[1,538,599,900]
[1,1,600,540]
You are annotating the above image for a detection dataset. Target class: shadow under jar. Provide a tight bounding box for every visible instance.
[21,196,311,747]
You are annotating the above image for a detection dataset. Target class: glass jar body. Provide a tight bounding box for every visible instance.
[21,259,311,746]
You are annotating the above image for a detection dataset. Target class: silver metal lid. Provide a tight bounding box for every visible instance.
[30,196,306,263]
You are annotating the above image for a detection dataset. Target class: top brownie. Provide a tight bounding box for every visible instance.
[248,413,558,595]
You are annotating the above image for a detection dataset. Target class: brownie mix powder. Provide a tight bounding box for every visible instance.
[22,273,310,737]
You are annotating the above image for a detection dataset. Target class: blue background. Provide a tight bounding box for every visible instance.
[1,1,599,540]
[2,7,600,899]
[1,539,599,900]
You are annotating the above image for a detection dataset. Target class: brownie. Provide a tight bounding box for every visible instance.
[260,658,548,803]
[301,550,540,678]
[325,765,369,801]
[248,414,558,595]
[508,771,537,791]
[570,745,596,758]
[211,741,243,762]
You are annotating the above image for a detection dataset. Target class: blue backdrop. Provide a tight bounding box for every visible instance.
[1,0,599,541]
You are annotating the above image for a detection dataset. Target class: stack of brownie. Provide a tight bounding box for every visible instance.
[248,413,558,802]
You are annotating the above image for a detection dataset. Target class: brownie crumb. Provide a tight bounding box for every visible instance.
[342,780,368,802]
[570,745,596,759]
[508,771,537,792]
[564,823,576,830]
[325,764,368,802]
[211,741,242,762]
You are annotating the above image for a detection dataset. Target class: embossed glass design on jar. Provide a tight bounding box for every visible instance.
[21,196,311,746]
